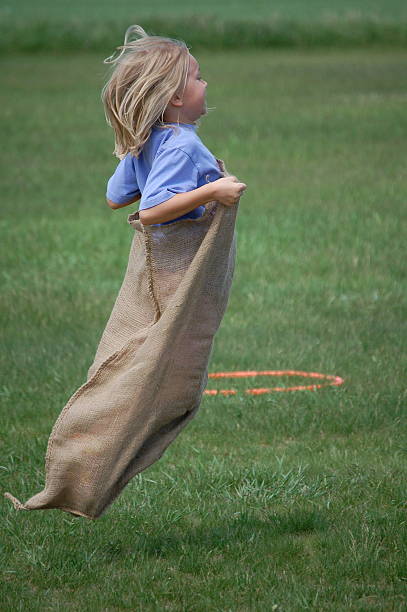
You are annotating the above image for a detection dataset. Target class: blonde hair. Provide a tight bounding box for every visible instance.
[101,25,191,159]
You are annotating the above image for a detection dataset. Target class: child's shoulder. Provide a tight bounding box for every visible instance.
[152,124,204,162]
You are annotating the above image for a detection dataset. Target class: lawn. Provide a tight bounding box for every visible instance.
[1,49,406,610]
[5,0,407,22]
[2,0,407,52]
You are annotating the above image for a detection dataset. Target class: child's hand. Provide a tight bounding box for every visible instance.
[212,176,247,206]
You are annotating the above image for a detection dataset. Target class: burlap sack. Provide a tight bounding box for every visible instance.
[4,159,238,519]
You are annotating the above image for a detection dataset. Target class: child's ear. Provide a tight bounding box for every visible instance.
[169,92,183,108]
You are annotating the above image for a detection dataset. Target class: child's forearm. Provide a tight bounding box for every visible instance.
[139,182,216,225]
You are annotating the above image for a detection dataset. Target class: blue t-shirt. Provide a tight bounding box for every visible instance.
[106,123,222,225]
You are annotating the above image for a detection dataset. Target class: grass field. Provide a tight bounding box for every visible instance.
[6,0,407,21]
[1,49,406,610]
[2,0,407,52]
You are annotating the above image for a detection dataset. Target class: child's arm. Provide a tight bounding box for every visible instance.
[106,154,141,210]
[140,176,246,225]
[107,193,141,210]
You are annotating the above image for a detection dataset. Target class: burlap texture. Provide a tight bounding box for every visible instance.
[4,159,238,519]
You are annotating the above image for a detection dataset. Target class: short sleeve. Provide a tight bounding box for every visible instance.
[140,147,199,210]
[106,154,140,204]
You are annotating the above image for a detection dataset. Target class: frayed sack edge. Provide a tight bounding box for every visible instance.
[4,492,96,520]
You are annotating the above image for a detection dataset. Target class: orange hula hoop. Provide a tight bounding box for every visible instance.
[204,370,344,396]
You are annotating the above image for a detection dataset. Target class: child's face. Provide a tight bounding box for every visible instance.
[178,54,208,123]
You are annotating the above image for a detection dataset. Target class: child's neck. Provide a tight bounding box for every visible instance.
[162,109,197,126]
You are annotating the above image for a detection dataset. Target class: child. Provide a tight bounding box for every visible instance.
[4,25,246,520]
[102,24,246,225]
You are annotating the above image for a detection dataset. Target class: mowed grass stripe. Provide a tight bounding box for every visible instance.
[2,0,407,53]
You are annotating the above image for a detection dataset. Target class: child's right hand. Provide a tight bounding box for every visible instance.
[212,176,247,206]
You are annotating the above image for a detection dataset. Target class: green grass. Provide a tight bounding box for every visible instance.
[6,0,407,22]
[1,49,406,610]
[2,0,407,52]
